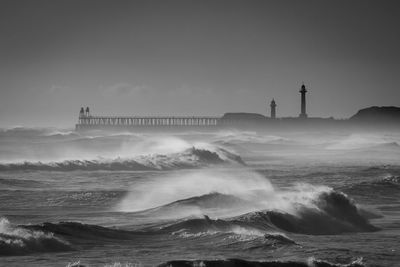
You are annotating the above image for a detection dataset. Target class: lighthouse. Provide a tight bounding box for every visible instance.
[270,99,277,119]
[299,84,308,118]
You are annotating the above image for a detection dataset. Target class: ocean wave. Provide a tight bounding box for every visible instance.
[343,175,400,191]
[0,219,163,256]
[0,187,375,257]
[0,127,77,138]
[44,191,124,207]
[263,233,297,245]
[326,133,400,150]
[159,215,258,235]
[340,176,400,202]
[234,190,378,235]
[23,221,141,241]
[155,215,297,249]
[118,168,378,235]
[158,257,365,267]
[0,217,72,256]
[149,192,255,215]
[213,131,290,145]
[146,189,377,235]
[0,147,244,171]
[376,175,400,184]
[20,219,267,244]
[0,177,45,188]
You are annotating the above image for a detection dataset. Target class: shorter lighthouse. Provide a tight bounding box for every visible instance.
[270,99,277,119]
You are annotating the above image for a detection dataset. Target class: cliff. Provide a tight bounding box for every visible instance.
[350,106,400,122]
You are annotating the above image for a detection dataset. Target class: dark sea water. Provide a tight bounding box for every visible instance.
[0,128,399,267]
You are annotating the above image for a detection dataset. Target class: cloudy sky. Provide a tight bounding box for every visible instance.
[0,0,399,127]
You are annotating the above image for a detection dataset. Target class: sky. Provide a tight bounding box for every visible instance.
[0,0,399,127]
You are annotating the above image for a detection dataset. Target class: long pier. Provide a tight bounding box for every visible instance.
[76,115,220,129]
[75,107,274,131]
[75,107,224,130]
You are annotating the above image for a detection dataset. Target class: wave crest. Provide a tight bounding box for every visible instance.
[0,147,244,171]
[234,190,377,235]
[0,218,72,256]
[24,221,139,241]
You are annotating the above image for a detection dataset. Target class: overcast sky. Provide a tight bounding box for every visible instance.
[0,0,399,127]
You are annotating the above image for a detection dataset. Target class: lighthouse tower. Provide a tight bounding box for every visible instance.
[270,99,277,119]
[299,84,308,118]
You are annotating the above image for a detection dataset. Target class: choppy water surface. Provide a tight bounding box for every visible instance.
[0,128,399,267]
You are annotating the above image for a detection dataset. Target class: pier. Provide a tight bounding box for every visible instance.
[76,108,221,130]
[77,115,220,129]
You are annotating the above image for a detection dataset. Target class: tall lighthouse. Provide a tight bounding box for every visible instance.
[299,84,308,118]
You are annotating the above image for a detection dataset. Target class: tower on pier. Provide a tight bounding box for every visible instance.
[299,84,308,118]
[79,107,85,117]
[270,99,277,119]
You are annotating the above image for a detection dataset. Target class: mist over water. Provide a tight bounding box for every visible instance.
[0,127,400,266]
[118,170,276,214]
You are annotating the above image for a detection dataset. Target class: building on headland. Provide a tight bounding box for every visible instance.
[75,83,400,130]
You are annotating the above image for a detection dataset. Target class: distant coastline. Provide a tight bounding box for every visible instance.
[75,106,400,131]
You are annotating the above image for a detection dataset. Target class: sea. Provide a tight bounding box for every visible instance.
[0,127,399,267]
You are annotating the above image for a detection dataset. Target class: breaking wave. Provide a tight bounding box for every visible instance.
[0,218,157,256]
[150,190,377,236]
[0,147,244,171]
[0,217,72,256]
[158,258,365,267]
[119,168,378,235]
[233,192,378,235]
